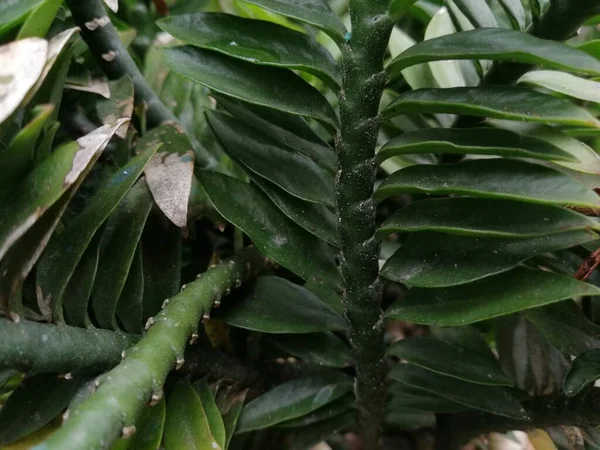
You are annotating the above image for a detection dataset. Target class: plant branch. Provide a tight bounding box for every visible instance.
[336,2,393,449]
[65,0,175,128]
[38,247,266,450]
[435,388,600,449]
[0,318,139,374]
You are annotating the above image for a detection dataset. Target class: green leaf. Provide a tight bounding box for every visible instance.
[214,276,347,333]
[16,0,62,39]
[376,127,576,163]
[91,180,153,330]
[0,104,54,189]
[163,46,337,128]
[388,337,511,385]
[382,87,600,128]
[287,412,354,450]
[518,70,600,103]
[384,408,435,431]
[207,111,334,206]
[37,142,157,322]
[496,0,526,30]
[0,374,80,445]
[236,372,353,432]
[0,121,128,263]
[194,380,226,450]
[563,349,600,396]
[389,365,528,420]
[276,396,353,428]
[97,77,134,135]
[386,266,600,325]
[239,0,347,42]
[267,332,353,368]
[251,176,339,247]
[388,383,468,413]
[0,38,47,125]
[381,230,597,287]
[377,198,600,239]
[197,171,340,287]
[213,94,335,173]
[164,381,223,450]
[128,398,166,450]
[450,0,498,27]
[375,159,600,208]
[157,13,340,88]
[389,0,420,22]
[116,244,144,334]
[0,0,44,33]
[526,301,600,356]
[217,390,247,450]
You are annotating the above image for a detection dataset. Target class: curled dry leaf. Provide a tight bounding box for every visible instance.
[0,38,47,124]
[144,150,195,228]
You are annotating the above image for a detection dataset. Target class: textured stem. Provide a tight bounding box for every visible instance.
[336,3,393,449]
[0,318,138,373]
[436,389,600,449]
[37,248,265,450]
[65,0,175,128]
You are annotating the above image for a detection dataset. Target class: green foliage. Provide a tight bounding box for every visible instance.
[1,0,600,449]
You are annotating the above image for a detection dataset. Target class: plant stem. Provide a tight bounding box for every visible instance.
[0,318,138,373]
[65,0,175,128]
[36,248,265,450]
[335,3,393,449]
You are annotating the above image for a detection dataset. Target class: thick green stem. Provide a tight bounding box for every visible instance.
[336,3,393,449]
[0,318,138,373]
[65,0,175,128]
[436,388,600,449]
[36,248,265,450]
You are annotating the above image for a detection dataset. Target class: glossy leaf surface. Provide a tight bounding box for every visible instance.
[563,349,600,396]
[267,332,353,367]
[518,70,600,103]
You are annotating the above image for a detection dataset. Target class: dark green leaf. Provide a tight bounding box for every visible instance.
[213,95,335,173]
[563,349,600,396]
[158,13,340,88]
[197,171,340,287]
[375,159,600,208]
[276,396,353,428]
[386,266,600,325]
[288,412,354,450]
[164,381,223,450]
[377,127,576,163]
[0,374,80,445]
[92,180,153,330]
[128,398,166,450]
[450,0,498,27]
[236,372,353,432]
[388,337,511,385]
[251,176,339,247]
[214,276,347,333]
[218,390,247,450]
[194,380,226,450]
[526,301,600,356]
[382,87,600,128]
[389,0,420,21]
[378,198,600,239]
[37,142,157,322]
[266,332,353,367]
[116,244,145,334]
[381,230,596,287]
[388,383,468,413]
[497,0,526,29]
[389,365,528,420]
[97,77,134,134]
[384,408,435,431]
[239,0,347,41]
[388,29,600,76]
[208,111,334,206]
[163,46,337,128]
[0,0,44,32]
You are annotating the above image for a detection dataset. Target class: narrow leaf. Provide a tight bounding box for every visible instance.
[518,70,600,103]
[381,230,597,287]
[390,0,420,21]
[197,171,340,287]
[390,365,529,420]
[382,87,600,128]
[236,373,353,432]
[214,276,347,333]
[208,111,334,206]
[375,159,600,208]
[267,332,353,367]
[288,412,354,450]
[277,396,354,428]
[388,337,511,385]
[377,127,576,163]
[450,0,498,27]
[378,198,600,239]
[128,398,166,450]
[158,13,340,88]
[386,266,600,325]
[163,46,337,128]
[239,0,347,42]
[563,349,600,396]
[194,380,226,450]
[388,383,468,413]
[497,0,526,30]
[116,243,145,334]
[97,76,134,137]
